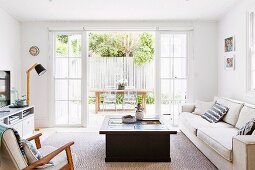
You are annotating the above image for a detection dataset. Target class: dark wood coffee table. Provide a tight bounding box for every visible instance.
[99,115,177,162]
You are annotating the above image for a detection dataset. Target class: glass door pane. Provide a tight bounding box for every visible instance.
[161,58,173,79]
[69,101,81,124]
[174,80,187,101]
[173,58,186,78]
[173,34,187,58]
[161,79,173,115]
[160,33,187,124]
[54,33,82,126]
[55,101,68,124]
[252,70,255,90]
[161,35,173,58]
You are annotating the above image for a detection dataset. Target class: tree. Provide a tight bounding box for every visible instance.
[56,35,68,55]
[121,33,139,57]
[89,33,124,57]
[56,35,81,57]
[133,33,154,65]
[71,39,81,56]
[88,32,155,65]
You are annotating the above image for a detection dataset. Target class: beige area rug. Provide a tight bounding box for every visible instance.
[43,132,217,170]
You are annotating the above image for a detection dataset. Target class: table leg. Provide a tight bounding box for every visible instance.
[142,93,146,113]
[95,92,100,113]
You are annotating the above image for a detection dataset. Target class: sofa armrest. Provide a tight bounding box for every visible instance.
[233,135,255,170]
[181,103,195,113]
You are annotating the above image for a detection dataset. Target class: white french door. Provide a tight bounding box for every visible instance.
[158,32,188,121]
[53,33,83,126]
[50,29,190,127]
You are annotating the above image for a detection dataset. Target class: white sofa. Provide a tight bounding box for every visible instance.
[180,96,255,170]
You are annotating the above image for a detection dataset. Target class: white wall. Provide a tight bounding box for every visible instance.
[0,8,21,93]
[20,21,218,127]
[218,0,255,104]
[193,22,218,101]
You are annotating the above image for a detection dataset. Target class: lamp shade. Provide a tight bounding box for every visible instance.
[34,64,46,76]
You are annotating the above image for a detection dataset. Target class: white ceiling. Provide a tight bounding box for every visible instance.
[0,0,241,22]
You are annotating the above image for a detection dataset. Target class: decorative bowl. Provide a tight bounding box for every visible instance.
[122,115,136,124]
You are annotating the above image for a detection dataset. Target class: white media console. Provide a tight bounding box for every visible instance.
[0,106,34,137]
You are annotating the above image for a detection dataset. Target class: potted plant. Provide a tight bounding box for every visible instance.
[117,79,127,90]
[135,103,144,120]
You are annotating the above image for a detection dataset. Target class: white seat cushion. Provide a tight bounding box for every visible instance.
[180,112,233,135]
[197,128,238,161]
[38,146,68,169]
[236,105,255,129]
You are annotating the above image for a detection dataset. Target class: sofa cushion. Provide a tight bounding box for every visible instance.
[237,119,255,135]
[236,105,255,129]
[193,100,214,115]
[216,97,244,126]
[197,128,238,161]
[180,112,233,135]
[182,104,195,113]
[201,103,229,123]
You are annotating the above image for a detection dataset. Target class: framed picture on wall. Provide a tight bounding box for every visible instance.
[224,36,235,52]
[225,55,235,70]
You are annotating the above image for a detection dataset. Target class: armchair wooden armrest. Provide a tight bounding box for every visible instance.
[24,141,75,170]
[26,133,42,149]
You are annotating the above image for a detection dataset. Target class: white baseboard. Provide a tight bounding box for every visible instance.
[35,118,52,128]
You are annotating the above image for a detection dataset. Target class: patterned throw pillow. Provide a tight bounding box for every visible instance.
[201,103,229,123]
[237,119,255,135]
[22,139,54,167]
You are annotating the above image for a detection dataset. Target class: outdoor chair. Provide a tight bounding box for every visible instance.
[125,86,135,90]
[103,86,117,112]
[0,130,74,170]
[123,88,137,110]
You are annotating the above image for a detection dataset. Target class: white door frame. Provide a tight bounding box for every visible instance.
[82,31,88,127]
[49,31,86,127]
[49,28,193,127]
[155,30,193,116]
[155,29,161,115]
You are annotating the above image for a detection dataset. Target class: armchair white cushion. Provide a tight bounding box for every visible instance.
[0,129,27,170]
[38,146,68,170]
[0,129,74,170]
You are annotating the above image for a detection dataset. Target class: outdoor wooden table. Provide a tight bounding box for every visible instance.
[90,89,149,113]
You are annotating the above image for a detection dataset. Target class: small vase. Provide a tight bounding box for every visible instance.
[118,85,125,90]
[136,111,144,120]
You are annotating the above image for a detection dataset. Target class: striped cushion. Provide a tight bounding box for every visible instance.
[201,103,229,123]
[237,119,255,135]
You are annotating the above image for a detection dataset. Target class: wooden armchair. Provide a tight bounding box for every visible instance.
[0,129,74,170]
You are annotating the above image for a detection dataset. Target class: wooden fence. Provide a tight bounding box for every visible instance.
[88,57,154,90]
